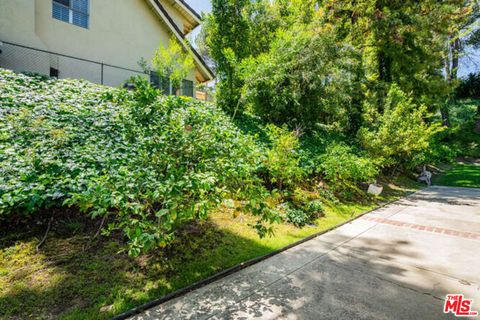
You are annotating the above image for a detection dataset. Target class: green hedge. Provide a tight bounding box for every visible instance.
[0,70,272,255]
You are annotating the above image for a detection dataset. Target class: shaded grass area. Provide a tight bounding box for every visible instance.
[0,178,421,320]
[433,162,480,188]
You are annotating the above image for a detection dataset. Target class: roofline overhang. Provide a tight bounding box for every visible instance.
[148,0,215,82]
[174,0,202,25]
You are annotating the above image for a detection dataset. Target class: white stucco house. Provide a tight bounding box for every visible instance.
[0,0,214,96]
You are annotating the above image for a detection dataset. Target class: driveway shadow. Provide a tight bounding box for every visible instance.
[133,233,472,320]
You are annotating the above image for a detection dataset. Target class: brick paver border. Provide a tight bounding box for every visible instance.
[361,216,480,241]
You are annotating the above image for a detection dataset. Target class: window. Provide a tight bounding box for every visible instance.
[53,0,89,29]
[150,72,172,95]
[150,74,194,97]
[181,79,194,97]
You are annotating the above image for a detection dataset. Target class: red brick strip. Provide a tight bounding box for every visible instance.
[361,216,480,241]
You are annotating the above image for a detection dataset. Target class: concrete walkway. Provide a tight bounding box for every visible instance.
[131,186,480,320]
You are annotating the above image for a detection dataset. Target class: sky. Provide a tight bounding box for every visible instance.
[187,0,212,14]
[459,48,480,78]
[186,0,211,45]
[185,0,479,78]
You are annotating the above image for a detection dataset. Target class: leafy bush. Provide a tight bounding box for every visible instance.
[305,200,324,217]
[151,37,194,94]
[358,84,441,169]
[449,99,480,124]
[264,124,305,190]
[298,129,346,175]
[428,99,480,162]
[320,143,379,190]
[279,203,307,227]
[446,100,480,158]
[427,138,459,164]
[283,205,309,227]
[0,70,276,255]
[240,24,359,128]
[280,199,324,227]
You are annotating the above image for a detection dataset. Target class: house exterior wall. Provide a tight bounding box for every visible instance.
[0,0,198,87]
[0,0,46,48]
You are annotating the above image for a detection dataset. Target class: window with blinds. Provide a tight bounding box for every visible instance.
[53,0,89,29]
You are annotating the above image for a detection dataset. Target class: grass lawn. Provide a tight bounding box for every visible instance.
[433,162,480,188]
[0,177,421,320]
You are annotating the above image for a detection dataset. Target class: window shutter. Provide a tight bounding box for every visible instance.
[72,12,88,28]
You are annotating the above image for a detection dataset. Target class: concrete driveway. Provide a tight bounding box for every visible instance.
[131,186,480,320]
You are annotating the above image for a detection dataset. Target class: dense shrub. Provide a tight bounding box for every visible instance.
[446,100,480,158]
[298,128,347,175]
[240,24,359,128]
[426,100,480,162]
[0,70,276,255]
[358,84,441,169]
[279,197,324,227]
[264,124,305,190]
[305,199,324,217]
[320,143,379,190]
[277,186,324,227]
[427,138,459,164]
[282,204,310,227]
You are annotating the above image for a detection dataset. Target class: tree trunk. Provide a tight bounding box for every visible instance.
[441,36,461,128]
[476,105,480,134]
[442,43,452,127]
[440,105,451,127]
[450,38,460,80]
[378,51,392,83]
[444,42,452,82]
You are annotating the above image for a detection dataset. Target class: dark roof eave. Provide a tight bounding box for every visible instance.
[191,49,215,82]
[176,0,202,23]
[151,0,215,81]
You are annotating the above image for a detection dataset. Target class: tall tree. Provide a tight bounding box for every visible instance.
[204,0,318,114]
[240,23,360,129]
[441,0,479,126]
[194,26,216,73]
[204,0,251,113]
[322,0,466,111]
[244,0,317,56]
[444,1,479,82]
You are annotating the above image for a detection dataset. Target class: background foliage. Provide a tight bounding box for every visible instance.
[2,0,479,259]
[202,0,478,170]
[240,24,359,128]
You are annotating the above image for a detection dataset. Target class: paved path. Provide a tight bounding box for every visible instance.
[132,186,480,319]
